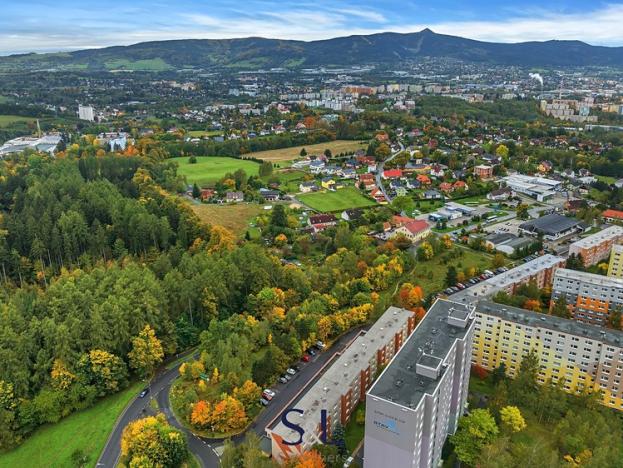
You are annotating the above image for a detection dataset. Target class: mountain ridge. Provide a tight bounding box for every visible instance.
[2,29,623,71]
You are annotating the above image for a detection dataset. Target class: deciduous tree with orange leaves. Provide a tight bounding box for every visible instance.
[190,400,212,428]
[288,449,326,468]
[397,283,424,310]
[210,395,248,433]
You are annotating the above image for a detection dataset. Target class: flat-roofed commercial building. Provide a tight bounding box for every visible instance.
[364,300,476,468]
[518,214,583,241]
[451,254,566,305]
[608,244,623,278]
[569,225,623,266]
[551,268,623,326]
[267,306,416,463]
[473,301,623,412]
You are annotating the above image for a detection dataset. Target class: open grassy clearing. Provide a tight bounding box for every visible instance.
[298,187,376,212]
[186,130,223,138]
[190,203,263,234]
[172,156,260,186]
[411,247,496,296]
[245,140,367,163]
[0,382,143,468]
[0,115,35,127]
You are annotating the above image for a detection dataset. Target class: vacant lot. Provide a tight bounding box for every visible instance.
[191,203,263,234]
[0,382,142,468]
[413,247,498,296]
[298,187,376,212]
[172,156,260,186]
[246,140,367,163]
[0,115,35,127]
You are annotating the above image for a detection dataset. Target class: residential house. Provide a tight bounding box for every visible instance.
[603,209,623,223]
[393,220,432,243]
[339,168,357,179]
[430,164,446,178]
[424,189,443,200]
[200,188,215,201]
[487,186,514,201]
[439,182,453,193]
[416,174,431,185]
[260,189,280,201]
[226,191,244,203]
[309,160,325,174]
[341,209,364,222]
[299,181,318,193]
[308,213,338,232]
[371,188,387,204]
[406,179,421,190]
[382,169,403,180]
[474,165,494,180]
[321,177,336,190]
[359,173,376,190]
[453,180,468,191]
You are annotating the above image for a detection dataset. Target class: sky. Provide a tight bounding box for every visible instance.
[2,1,623,55]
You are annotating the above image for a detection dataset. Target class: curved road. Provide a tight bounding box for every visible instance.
[375,140,405,203]
[97,327,366,468]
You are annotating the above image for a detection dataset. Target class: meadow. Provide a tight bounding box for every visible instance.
[190,202,264,234]
[298,187,376,212]
[172,156,260,186]
[0,115,35,127]
[0,382,142,468]
[245,140,367,163]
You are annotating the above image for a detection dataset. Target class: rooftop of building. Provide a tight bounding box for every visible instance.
[570,225,623,249]
[367,299,475,410]
[476,300,623,348]
[451,254,565,305]
[554,267,623,288]
[519,214,582,235]
[269,306,414,442]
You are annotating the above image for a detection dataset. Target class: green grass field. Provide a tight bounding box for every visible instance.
[0,382,143,468]
[298,187,376,212]
[172,156,261,186]
[186,130,223,138]
[412,247,498,296]
[104,58,172,71]
[0,115,35,127]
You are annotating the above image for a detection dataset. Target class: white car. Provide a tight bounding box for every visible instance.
[286,368,297,376]
[262,389,276,400]
[343,456,354,467]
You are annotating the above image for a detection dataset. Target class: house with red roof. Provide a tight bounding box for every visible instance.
[453,180,469,191]
[439,182,453,193]
[359,173,376,190]
[416,174,431,185]
[603,209,623,223]
[371,187,387,204]
[392,220,431,243]
[382,169,403,180]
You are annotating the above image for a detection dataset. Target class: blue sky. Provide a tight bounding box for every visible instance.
[1,1,623,55]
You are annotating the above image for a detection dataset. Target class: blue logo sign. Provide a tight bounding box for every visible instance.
[281,408,328,445]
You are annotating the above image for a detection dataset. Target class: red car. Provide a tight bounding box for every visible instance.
[302,354,311,362]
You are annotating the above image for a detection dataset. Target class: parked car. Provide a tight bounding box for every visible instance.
[302,354,311,362]
[450,286,460,293]
[259,398,270,406]
[279,375,289,384]
[307,348,317,356]
[456,283,466,290]
[343,456,354,467]
[262,389,275,400]
[444,288,454,295]
[484,270,494,276]
[315,340,326,349]
[139,388,149,398]
[286,368,297,376]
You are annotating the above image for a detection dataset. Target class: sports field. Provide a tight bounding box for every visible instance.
[298,187,376,212]
[172,156,260,186]
[0,382,142,468]
[246,140,367,163]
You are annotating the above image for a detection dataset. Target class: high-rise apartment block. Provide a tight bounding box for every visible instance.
[551,268,623,326]
[473,301,623,411]
[364,300,476,468]
[568,225,623,266]
[608,244,623,278]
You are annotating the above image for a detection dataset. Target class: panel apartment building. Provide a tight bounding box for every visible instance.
[473,301,623,412]
[608,244,623,278]
[551,268,623,326]
[267,306,416,463]
[451,254,566,305]
[568,225,623,267]
[364,300,476,468]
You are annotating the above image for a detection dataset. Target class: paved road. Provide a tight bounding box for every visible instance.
[97,327,366,468]
[375,141,405,203]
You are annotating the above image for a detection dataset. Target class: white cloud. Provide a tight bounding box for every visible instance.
[406,4,623,45]
[1,3,623,55]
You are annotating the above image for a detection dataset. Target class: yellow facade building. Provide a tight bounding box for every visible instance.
[608,244,623,278]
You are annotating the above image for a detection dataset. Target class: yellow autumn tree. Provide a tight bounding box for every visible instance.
[233,380,261,408]
[210,396,248,433]
[128,325,164,377]
[207,225,236,253]
[51,359,76,391]
[500,406,526,433]
[121,414,187,466]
